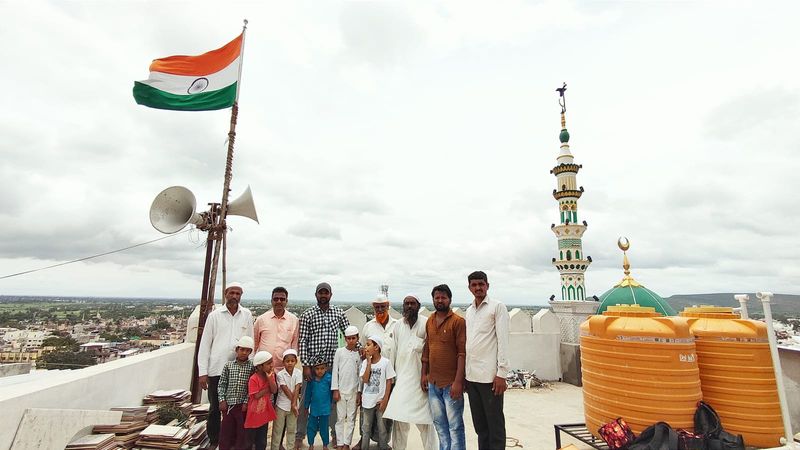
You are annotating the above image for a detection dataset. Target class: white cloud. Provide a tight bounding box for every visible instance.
[1,1,799,304]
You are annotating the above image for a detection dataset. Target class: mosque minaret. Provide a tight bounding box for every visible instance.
[550,83,591,301]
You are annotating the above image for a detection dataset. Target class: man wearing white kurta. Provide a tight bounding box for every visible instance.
[197,282,254,447]
[384,295,437,450]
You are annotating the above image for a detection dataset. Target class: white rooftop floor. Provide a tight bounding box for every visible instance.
[352,382,593,450]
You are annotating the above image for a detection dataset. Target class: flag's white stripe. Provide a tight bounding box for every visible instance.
[138,55,241,96]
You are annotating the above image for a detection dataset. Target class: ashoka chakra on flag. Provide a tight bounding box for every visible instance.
[133,34,242,111]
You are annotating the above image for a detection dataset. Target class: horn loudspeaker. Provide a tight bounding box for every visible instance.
[227,185,259,223]
[149,186,205,234]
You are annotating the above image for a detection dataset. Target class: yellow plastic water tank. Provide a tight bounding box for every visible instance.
[581,305,702,436]
[681,306,783,448]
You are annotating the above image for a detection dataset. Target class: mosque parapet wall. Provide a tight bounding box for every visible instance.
[343,306,562,381]
[0,343,195,450]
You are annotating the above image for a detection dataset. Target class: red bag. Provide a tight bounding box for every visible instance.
[598,417,636,449]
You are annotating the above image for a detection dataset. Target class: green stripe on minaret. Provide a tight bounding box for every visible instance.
[133,82,237,111]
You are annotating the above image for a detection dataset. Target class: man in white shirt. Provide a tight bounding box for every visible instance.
[197,282,255,447]
[464,271,510,450]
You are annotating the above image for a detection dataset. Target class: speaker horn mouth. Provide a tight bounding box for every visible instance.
[227,185,259,224]
[149,186,204,234]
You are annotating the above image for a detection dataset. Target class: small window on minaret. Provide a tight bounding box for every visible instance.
[576,250,581,259]
[566,250,572,261]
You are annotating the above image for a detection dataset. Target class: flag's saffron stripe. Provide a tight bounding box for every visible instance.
[133,81,237,111]
[149,34,242,76]
[139,55,240,96]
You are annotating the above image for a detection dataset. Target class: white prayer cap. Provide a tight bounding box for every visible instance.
[404,294,420,304]
[367,335,383,350]
[253,351,272,366]
[282,348,298,359]
[225,282,243,292]
[344,325,359,337]
[372,295,389,305]
[236,336,254,350]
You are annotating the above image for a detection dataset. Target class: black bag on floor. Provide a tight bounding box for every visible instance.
[693,401,745,450]
[677,429,706,450]
[628,422,679,450]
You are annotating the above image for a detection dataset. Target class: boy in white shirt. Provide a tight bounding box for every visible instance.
[358,335,395,450]
[273,349,303,450]
[332,325,361,450]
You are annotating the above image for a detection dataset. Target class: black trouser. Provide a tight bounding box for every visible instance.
[207,376,221,444]
[250,424,268,450]
[466,381,505,450]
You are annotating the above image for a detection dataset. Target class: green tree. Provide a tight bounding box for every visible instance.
[149,318,171,332]
[39,351,97,370]
[42,336,79,351]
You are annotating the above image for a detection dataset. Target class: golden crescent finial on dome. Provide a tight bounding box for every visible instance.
[614,236,640,287]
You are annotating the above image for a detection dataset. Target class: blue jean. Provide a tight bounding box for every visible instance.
[428,383,465,450]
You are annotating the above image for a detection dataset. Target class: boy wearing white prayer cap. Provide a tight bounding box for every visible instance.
[332,325,361,449]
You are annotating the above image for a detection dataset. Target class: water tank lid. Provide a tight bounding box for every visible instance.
[679,305,740,319]
[604,304,660,317]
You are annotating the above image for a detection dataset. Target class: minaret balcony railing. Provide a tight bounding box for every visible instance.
[553,188,583,200]
[552,259,591,271]
[550,163,582,175]
[551,224,587,238]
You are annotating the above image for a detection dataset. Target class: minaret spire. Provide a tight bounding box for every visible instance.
[557,82,567,129]
[550,82,591,301]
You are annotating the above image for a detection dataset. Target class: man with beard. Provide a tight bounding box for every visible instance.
[197,282,255,448]
[421,284,466,450]
[360,296,397,361]
[465,271,510,450]
[297,282,351,450]
[254,286,299,372]
[384,294,437,450]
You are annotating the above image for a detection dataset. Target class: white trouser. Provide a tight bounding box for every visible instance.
[335,391,358,446]
[392,421,437,450]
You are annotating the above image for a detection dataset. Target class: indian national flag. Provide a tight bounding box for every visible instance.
[133,34,242,111]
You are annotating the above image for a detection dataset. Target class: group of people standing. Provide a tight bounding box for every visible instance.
[197,271,510,450]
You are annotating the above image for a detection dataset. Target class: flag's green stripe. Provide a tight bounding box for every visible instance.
[132,82,237,111]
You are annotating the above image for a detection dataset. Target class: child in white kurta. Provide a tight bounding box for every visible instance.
[332,325,361,449]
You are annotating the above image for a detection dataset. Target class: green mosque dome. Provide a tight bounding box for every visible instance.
[598,237,677,316]
[560,128,570,143]
[598,283,676,316]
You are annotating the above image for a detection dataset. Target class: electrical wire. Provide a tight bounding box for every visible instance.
[0,229,191,280]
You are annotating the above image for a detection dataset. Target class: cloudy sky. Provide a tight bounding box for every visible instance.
[1,1,798,305]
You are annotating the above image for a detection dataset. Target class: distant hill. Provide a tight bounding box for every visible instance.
[665,293,799,318]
